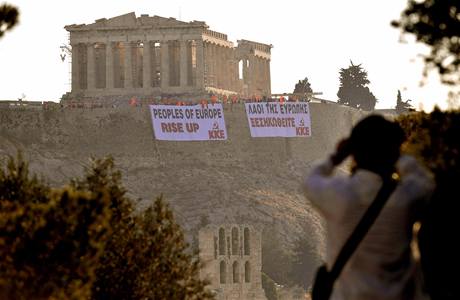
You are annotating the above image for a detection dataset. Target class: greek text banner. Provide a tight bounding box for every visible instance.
[244,102,311,137]
[149,104,227,141]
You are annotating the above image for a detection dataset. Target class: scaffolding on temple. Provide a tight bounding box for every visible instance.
[60,32,72,91]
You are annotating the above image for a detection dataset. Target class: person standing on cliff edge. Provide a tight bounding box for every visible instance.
[304,115,434,300]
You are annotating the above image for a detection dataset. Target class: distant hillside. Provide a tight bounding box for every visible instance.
[0,103,365,267]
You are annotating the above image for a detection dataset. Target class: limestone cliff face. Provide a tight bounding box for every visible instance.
[0,103,365,254]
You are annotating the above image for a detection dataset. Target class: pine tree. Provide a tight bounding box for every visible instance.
[337,61,377,111]
[293,77,313,95]
[72,157,214,300]
[395,90,413,114]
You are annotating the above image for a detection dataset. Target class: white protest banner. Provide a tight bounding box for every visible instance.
[244,102,311,137]
[149,104,227,141]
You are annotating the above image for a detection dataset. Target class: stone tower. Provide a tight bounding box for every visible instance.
[199,224,267,300]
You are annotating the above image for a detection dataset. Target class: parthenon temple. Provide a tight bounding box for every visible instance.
[64,12,272,102]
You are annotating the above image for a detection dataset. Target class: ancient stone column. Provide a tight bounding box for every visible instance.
[206,43,212,87]
[124,41,133,89]
[160,41,169,89]
[87,42,96,90]
[71,43,80,91]
[266,59,271,95]
[105,41,113,90]
[229,55,237,93]
[214,44,222,89]
[143,41,151,90]
[223,47,230,91]
[211,43,217,87]
[258,58,264,95]
[224,47,230,90]
[215,44,221,89]
[179,40,188,87]
[249,55,256,97]
[220,46,226,90]
[195,40,205,89]
[242,58,250,96]
[204,42,211,87]
[263,58,269,95]
[220,46,226,89]
[256,57,261,96]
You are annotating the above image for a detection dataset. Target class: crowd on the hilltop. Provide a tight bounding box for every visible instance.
[31,94,320,110]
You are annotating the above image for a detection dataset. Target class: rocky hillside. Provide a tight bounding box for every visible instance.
[0,103,365,256]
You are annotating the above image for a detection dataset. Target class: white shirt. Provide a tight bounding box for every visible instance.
[304,155,434,300]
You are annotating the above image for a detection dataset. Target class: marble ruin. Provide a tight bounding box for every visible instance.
[199,224,267,300]
[64,12,272,102]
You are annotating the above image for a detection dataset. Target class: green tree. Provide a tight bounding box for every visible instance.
[0,156,213,300]
[191,215,211,252]
[261,228,293,286]
[261,272,279,300]
[293,77,313,95]
[289,235,321,290]
[337,61,377,111]
[72,157,213,300]
[392,1,460,85]
[0,154,112,299]
[0,3,19,38]
[395,90,413,114]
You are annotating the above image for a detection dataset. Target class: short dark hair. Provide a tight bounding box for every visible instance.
[349,115,406,175]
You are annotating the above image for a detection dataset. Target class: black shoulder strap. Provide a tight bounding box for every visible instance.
[329,177,398,280]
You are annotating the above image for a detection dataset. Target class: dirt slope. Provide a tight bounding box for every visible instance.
[0,103,365,254]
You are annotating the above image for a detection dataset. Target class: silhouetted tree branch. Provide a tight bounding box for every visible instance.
[392,1,460,85]
[0,3,19,38]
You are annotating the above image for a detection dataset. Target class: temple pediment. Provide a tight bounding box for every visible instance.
[101,12,137,27]
[140,15,195,27]
[69,12,203,30]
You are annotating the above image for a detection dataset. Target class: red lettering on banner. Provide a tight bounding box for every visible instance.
[185,122,200,133]
[161,122,184,133]
[208,129,225,139]
[296,127,309,136]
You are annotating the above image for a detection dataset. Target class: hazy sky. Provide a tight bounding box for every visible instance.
[0,0,452,110]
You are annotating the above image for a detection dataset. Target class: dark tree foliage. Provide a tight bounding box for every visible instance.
[70,157,137,299]
[0,156,213,300]
[392,1,460,85]
[289,235,321,290]
[395,90,414,114]
[261,229,292,286]
[0,154,112,299]
[191,215,211,252]
[0,3,19,38]
[262,226,322,293]
[73,157,213,300]
[397,109,460,300]
[261,272,279,300]
[293,77,313,95]
[337,61,377,111]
